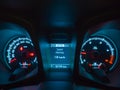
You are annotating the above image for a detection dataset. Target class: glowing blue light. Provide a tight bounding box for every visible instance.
[51,44,69,47]
[47,0,75,27]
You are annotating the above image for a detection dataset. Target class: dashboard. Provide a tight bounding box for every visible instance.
[0,0,120,90]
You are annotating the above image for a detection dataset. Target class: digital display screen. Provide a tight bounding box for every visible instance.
[49,44,71,69]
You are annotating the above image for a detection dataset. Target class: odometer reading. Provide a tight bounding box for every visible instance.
[80,36,118,72]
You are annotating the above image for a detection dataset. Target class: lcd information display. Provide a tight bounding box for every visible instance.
[49,44,71,69]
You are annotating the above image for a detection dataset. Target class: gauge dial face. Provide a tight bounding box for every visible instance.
[80,36,118,72]
[4,37,38,70]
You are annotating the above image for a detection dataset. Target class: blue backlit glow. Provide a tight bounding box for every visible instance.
[47,0,75,27]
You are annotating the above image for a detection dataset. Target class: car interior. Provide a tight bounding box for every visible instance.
[0,0,120,90]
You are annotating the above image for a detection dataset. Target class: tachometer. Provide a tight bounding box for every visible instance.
[4,36,38,70]
[80,36,118,72]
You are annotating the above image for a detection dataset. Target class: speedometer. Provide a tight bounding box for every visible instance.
[80,36,118,72]
[4,36,38,70]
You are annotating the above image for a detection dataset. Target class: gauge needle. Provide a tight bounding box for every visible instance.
[80,52,87,55]
[10,58,16,63]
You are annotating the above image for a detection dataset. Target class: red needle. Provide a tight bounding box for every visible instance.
[10,58,16,63]
[80,51,87,55]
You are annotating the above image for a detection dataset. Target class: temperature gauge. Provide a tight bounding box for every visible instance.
[80,36,118,72]
[4,37,38,70]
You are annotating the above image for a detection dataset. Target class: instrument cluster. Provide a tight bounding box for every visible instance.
[1,18,120,89]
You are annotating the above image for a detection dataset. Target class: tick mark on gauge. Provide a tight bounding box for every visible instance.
[99,41,102,44]
[106,49,110,52]
[89,41,92,44]
[93,46,98,50]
